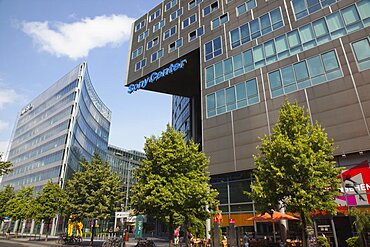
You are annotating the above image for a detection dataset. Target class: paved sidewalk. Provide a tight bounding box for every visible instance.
[0,234,170,247]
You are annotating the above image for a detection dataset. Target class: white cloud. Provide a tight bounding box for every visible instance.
[21,15,135,60]
[0,89,19,109]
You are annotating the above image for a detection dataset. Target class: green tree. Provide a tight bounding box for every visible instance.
[249,100,341,247]
[131,124,219,245]
[0,185,15,221]
[6,186,35,233]
[64,152,123,245]
[0,154,13,176]
[33,180,66,241]
[349,208,370,247]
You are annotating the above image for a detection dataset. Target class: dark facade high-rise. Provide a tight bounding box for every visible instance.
[126,0,370,245]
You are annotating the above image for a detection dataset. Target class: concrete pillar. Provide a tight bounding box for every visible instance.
[40,220,44,235]
[206,218,211,240]
[21,220,26,234]
[30,220,35,234]
[51,216,57,236]
[0,221,4,232]
[13,220,19,234]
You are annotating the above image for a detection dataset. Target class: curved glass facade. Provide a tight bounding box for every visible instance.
[1,63,111,192]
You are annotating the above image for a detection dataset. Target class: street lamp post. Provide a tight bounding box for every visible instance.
[125,157,133,211]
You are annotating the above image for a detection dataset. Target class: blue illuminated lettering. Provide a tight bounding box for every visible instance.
[128,59,187,94]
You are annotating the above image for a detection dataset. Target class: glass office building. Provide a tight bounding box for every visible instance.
[106,145,145,210]
[126,0,370,245]
[1,62,111,192]
[172,96,192,142]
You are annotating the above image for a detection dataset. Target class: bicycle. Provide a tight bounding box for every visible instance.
[56,234,82,245]
[102,236,124,247]
[135,239,156,247]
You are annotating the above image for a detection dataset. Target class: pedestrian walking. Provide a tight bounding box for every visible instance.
[174,226,181,245]
[243,232,249,247]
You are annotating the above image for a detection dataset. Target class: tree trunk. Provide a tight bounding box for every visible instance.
[90,219,95,246]
[169,214,174,247]
[361,232,367,247]
[300,211,308,247]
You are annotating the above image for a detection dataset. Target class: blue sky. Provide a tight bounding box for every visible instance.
[0,0,169,155]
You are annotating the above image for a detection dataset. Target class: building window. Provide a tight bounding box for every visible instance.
[164,26,177,40]
[230,8,283,49]
[189,26,204,42]
[165,0,178,12]
[204,37,222,61]
[131,46,143,59]
[292,0,341,20]
[138,30,149,42]
[236,0,257,16]
[169,38,183,53]
[170,8,183,22]
[182,14,197,29]
[352,37,370,71]
[149,9,161,22]
[135,59,146,71]
[268,50,342,98]
[147,37,159,50]
[189,0,204,10]
[341,5,362,32]
[135,20,145,32]
[206,2,369,89]
[207,78,259,118]
[153,20,165,32]
[151,49,164,62]
[212,13,229,29]
[203,1,219,17]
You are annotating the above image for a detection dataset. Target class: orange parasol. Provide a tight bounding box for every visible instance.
[247,211,299,222]
[247,211,299,242]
